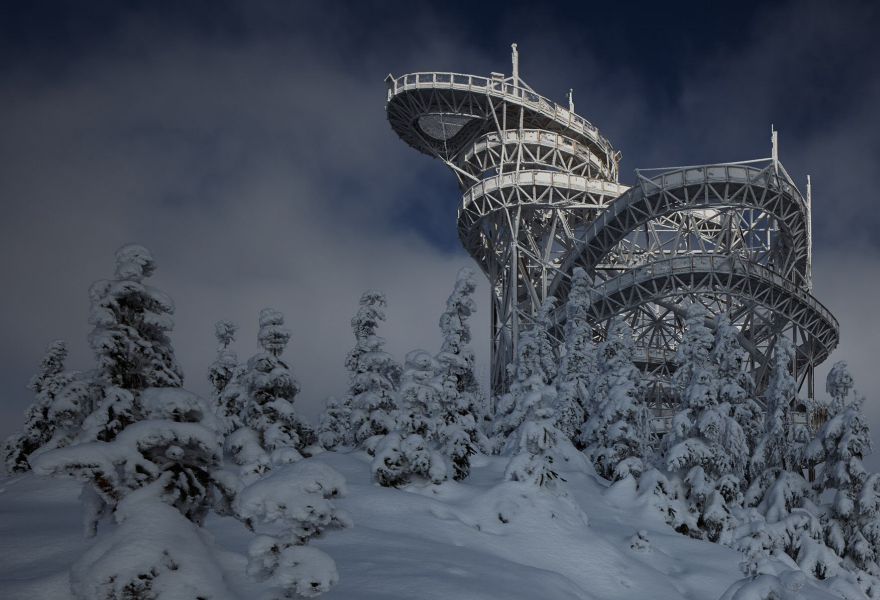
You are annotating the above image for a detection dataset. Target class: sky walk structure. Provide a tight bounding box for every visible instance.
[385,46,839,428]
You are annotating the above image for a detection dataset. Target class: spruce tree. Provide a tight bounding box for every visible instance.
[2,340,77,473]
[432,268,487,477]
[660,305,749,542]
[807,364,878,574]
[553,268,597,449]
[345,291,402,449]
[712,314,763,476]
[226,309,315,477]
[494,298,558,449]
[208,320,241,432]
[580,316,649,481]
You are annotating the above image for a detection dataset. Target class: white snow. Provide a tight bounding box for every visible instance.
[0,448,853,600]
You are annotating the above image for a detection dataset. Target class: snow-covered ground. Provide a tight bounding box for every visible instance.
[0,449,849,600]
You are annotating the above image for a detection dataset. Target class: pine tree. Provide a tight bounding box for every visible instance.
[317,396,351,449]
[77,243,184,444]
[736,338,839,580]
[227,309,315,477]
[397,350,441,440]
[660,305,749,542]
[807,363,878,574]
[750,338,806,477]
[503,382,568,491]
[432,268,488,477]
[208,320,241,432]
[31,388,237,599]
[493,298,558,449]
[2,340,77,473]
[88,243,183,392]
[553,268,597,449]
[712,314,763,475]
[345,291,402,449]
[826,360,855,418]
[580,316,649,481]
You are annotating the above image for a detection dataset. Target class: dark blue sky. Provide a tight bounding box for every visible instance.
[1,0,879,464]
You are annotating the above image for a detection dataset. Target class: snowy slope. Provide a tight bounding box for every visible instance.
[0,450,845,600]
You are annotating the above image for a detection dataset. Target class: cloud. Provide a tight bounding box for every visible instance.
[1,1,879,471]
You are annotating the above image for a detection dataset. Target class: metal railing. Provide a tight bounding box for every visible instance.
[389,71,614,156]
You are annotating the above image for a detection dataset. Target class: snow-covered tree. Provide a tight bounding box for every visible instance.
[713,314,763,469]
[671,302,715,396]
[88,243,183,392]
[345,291,402,449]
[370,350,449,487]
[735,339,839,580]
[316,396,350,449]
[208,320,240,431]
[659,305,750,542]
[235,459,352,598]
[397,350,441,440]
[226,309,315,478]
[33,388,227,534]
[553,267,597,449]
[580,316,649,482]
[493,298,558,449]
[7,244,186,472]
[432,268,488,476]
[371,431,447,488]
[70,243,185,445]
[3,340,77,473]
[807,363,878,574]
[750,338,806,477]
[826,360,855,419]
[503,382,568,491]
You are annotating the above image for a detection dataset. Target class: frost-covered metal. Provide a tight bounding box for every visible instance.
[385,47,838,417]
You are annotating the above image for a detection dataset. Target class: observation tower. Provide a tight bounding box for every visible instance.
[385,46,839,425]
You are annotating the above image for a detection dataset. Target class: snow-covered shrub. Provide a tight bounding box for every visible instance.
[371,431,447,487]
[494,298,558,449]
[345,291,402,448]
[69,486,237,600]
[227,309,316,479]
[553,267,597,449]
[720,569,806,600]
[234,459,352,598]
[3,340,78,473]
[317,396,350,449]
[580,316,649,481]
[32,387,226,536]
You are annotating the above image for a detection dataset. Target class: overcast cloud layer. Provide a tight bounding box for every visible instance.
[1,0,879,466]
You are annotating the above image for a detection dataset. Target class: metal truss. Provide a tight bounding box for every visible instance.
[385,47,838,417]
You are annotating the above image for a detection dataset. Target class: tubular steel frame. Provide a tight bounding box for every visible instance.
[385,49,838,423]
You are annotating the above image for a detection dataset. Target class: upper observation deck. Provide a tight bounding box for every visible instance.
[385,71,619,180]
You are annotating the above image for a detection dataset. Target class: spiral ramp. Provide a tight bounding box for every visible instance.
[385,49,838,426]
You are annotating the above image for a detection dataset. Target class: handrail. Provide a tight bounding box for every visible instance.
[389,71,615,157]
[591,255,838,331]
[459,170,630,212]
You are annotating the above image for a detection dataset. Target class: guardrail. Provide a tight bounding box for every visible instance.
[594,255,837,331]
[389,72,614,157]
[460,169,629,211]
